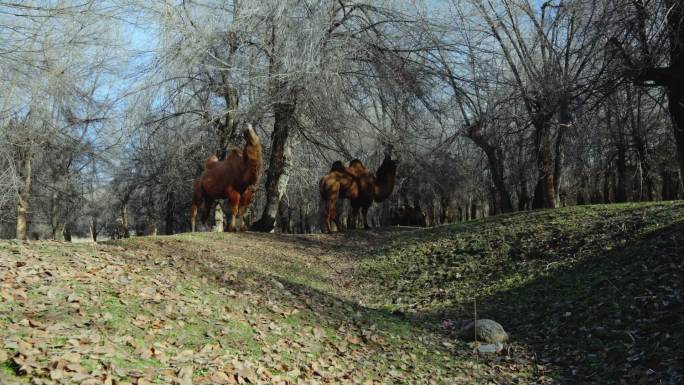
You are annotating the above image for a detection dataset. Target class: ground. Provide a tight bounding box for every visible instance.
[0,201,682,385]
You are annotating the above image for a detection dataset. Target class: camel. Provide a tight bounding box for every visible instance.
[319,161,361,234]
[319,153,398,233]
[191,124,262,232]
[348,154,399,229]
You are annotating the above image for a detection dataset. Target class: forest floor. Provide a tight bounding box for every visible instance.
[0,201,682,385]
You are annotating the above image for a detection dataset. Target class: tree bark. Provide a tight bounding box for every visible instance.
[629,88,655,201]
[666,0,684,181]
[466,124,513,213]
[668,83,684,183]
[554,100,570,205]
[603,168,612,203]
[628,0,684,181]
[15,149,32,241]
[165,191,175,235]
[213,203,225,232]
[63,225,71,242]
[661,169,677,200]
[251,100,295,232]
[608,103,628,203]
[120,197,130,238]
[90,216,98,242]
[518,177,529,211]
[50,192,65,241]
[217,86,240,160]
[531,116,557,209]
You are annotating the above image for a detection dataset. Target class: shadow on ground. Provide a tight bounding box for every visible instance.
[383,205,684,385]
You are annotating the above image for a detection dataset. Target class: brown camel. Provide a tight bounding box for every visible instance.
[348,154,398,229]
[319,161,361,233]
[191,125,262,232]
[319,154,398,233]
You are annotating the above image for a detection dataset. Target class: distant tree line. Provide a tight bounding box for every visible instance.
[1,0,682,240]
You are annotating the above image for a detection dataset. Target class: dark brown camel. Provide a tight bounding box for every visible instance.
[191,125,262,232]
[348,154,398,229]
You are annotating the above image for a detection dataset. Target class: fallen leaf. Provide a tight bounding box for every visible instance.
[178,365,193,385]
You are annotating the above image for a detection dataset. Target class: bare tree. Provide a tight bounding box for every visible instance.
[470,0,612,208]
[609,0,684,185]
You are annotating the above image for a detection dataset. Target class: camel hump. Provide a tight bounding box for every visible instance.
[204,155,219,169]
[330,160,345,172]
[347,159,369,175]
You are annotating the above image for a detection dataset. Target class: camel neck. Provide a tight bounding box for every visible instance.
[373,173,396,201]
[242,143,262,184]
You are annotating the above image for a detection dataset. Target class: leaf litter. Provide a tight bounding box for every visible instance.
[4,203,679,384]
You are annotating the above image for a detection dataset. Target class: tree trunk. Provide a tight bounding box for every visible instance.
[213,202,225,232]
[466,126,513,213]
[52,224,65,241]
[661,169,680,200]
[603,168,612,203]
[632,122,654,201]
[440,194,449,224]
[91,216,98,242]
[15,150,32,241]
[277,198,289,233]
[63,224,71,242]
[615,148,627,203]
[611,102,628,203]
[632,0,684,182]
[577,178,586,205]
[50,193,64,241]
[121,198,130,238]
[16,195,29,241]
[666,0,684,181]
[217,84,240,160]
[554,100,570,205]
[489,184,499,215]
[518,177,529,211]
[668,84,684,182]
[488,148,513,213]
[165,191,175,235]
[251,101,295,232]
[531,117,556,209]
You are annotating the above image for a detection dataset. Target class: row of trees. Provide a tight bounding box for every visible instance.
[1,0,682,240]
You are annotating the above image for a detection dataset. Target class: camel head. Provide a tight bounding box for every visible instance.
[240,123,262,185]
[379,153,398,176]
[372,153,398,203]
[243,124,260,147]
[330,160,345,172]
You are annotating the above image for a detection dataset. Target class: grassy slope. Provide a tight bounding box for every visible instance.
[0,232,511,385]
[359,201,684,384]
[0,201,682,385]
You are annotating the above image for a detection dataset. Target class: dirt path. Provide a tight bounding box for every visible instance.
[117,228,422,304]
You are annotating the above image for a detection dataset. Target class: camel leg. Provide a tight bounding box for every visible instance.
[349,206,359,230]
[324,199,334,234]
[324,193,339,234]
[332,197,344,233]
[322,201,332,234]
[226,186,240,232]
[362,206,371,230]
[201,199,214,230]
[191,203,198,232]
